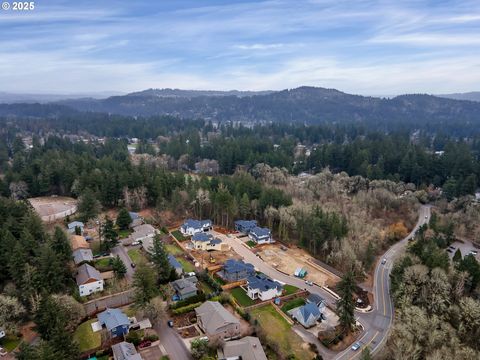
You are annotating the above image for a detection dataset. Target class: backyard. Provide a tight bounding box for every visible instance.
[231,287,255,307]
[176,256,196,273]
[165,243,184,256]
[250,305,314,359]
[171,230,187,241]
[283,284,300,296]
[281,297,306,313]
[73,319,101,353]
[128,248,149,264]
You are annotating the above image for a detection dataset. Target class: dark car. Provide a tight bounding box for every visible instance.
[167,320,174,327]
[131,262,136,268]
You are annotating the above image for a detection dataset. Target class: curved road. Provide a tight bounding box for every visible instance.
[219,205,431,359]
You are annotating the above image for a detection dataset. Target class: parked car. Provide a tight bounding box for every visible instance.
[305,280,313,286]
[351,342,361,351]
[131,262,136,268]
[167,320,174,327]
[470,250,478,255]
[131,241,141,246]
[381,258,387,265]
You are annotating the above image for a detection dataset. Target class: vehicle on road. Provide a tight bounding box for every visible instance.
[351,342,361,351]
[167,320,174,327]
[425,215,428,219]
[131,262,136,268]
[131,241,141,246]
[381,258,387,265]
[305,280,313,286]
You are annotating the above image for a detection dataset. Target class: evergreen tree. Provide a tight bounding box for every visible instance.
[112,256,127,278]
[238,193,251,218]
[102,216,118,251]
[116,208,132,230]
[133,263,158,308]
[51,227,72,263]
[453,249,462,263]
[336,271,356,333]
[36,246,66,293]
[77,189,101,222]
[150,236,172,284]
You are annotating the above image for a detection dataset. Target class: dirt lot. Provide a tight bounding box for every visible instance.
[28,196,77,222]
[178,325,200,339]
[190,247,242,269]
[257,245,340,287]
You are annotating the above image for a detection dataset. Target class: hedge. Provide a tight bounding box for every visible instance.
[172,302,202,315]
[171,293,206,309]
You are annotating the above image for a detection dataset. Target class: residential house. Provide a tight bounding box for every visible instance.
[67,221,84,234]
[180,219,212,236]
[246,274,283,301]
[98,308,130,338]
[191,233,226,251]
[234,220,257,234]
[306,293,326,310]
[218,336,267,360]
[248,227,273,245]
[126,224,158,246]
[289,303,322,328]
[171,276,198,300]
[73,248,94,265]
[168,254,183,276]
[111,341,143,360]
[195,301,241,340]
[76,263,104,297]
[70,235,90,251]
[129,212,143,228]
[221,259,256,282]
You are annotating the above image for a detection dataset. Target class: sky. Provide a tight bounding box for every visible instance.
[0,0,479,95]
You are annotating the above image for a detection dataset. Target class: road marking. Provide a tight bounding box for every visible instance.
[381,265,386,316]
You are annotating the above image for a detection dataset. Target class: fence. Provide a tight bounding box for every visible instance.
[42,205,77,223]
[83,289,135,316]
[221,280,246,291]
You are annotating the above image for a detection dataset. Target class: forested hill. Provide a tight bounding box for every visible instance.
[51,86,480,125]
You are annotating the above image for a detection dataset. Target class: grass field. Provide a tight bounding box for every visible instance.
[171,230,187,241]
[176,256,195,272]
[283,284,300,296]
[128,249,148,264]
[246,240,257,248]
[117,229,132,239]
[165,243,183,256]
[281,297,306,313]
[198,281,215,295]
[73,319,101,353]
[231,287,255,307]
[0,334,21,352]
[250,305,313,359]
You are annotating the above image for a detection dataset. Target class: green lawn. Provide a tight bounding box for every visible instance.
[246,240,257,248]
[165,244,184,256]
[0,334,21,352]
[128,248,148,264]
[281,297,306,313]
[176,257,195,272]
[198,281,215,295]
[95,257,111,267]
[117,229,132,239]
[231,287,255,307]
[250,305,313,360]
[171,230,187,241]
[73,319,101,353]
[283,284,300,296]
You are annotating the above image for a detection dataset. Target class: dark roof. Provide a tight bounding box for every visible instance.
[111,341,142,360]
[171,277,198,296]
[68,221,84,229]
[235,220,257,230]
[168,254,182,269]
[247,274,283,292]
[210,238,222,245]
[98,308,129,331]
[182,219,212,229]
[128,212,140,220]
[192,232,213,242]
[73,248,94,265]
[250,226,271,238]
[306,293,324,305]
[224,259,255,274]
[76,263,102,285]
[298,303,321,321]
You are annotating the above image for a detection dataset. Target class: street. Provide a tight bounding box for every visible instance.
[111,244,136,281]
[155,318,193,360]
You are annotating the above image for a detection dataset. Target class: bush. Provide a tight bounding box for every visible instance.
[172,302,202,315]
[171,293,206,309]
[126,330,142,346]
[144,334,159,342]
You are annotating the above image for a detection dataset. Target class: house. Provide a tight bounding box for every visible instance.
[126,224,158,246]
[289,303,322,328]
[234,220,257,234]
[0,328,5,339]
[306,293,326,310]
[195,301,241,340]
[129,212,143,228]
[218,336,267,360]
[168,254,183,276]
[70,235,90,251]
[98,308,130,338]
[220,259,256,282]
[67,221,84,234]
[73,248,94,265]
[76,263,104,297]
[180,219,212,236]
[191,233,226,251]
[112,341,143,360]
[171,276,198,300]
[248,227,274,244]
[246,274,283,301]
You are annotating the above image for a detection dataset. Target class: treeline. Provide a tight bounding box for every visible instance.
[387,214,480,358]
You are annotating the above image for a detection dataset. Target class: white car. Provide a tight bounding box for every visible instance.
[381,258,387,265]
[305,280,313,286]
[131,241,141,246]
[351,342,361,351]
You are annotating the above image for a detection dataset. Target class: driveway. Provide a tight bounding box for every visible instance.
[155,317,193,360]
[111,244,136,281]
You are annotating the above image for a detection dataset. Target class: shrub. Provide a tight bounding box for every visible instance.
[126,330,142,346]
[144,334,159,342]
[172,302,202,315]
[171,293,206,309]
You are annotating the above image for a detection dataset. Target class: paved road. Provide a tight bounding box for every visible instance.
[218,205,431,359]
[111,244,136,281]
[155,318,193,360]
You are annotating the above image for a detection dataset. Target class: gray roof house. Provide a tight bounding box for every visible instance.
[112,341,143,360]
[73,248,94,265]
[306,293,325,308]
[171,276,198,300]
[180,219,212,236]
[234,220,258,234]
[98,308,130,337]
[246,274,283,301]
[248,226,273,244]
[67,221,84,234]
[195,301,241,340]
[218,336,267,360]
[127,224,158,246]
[220,259,256,282]
[76,263,104,296]
[289,302,322,328]
[129,212,143,228]
[168,254,183,276]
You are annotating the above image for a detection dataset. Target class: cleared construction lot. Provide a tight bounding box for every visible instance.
[28,196,77,222]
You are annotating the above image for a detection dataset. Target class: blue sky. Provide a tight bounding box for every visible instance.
[0,0,479,95]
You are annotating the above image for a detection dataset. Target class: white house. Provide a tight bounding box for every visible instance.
[76,263,104,297]
[246,274,283,301]
[180,219,212,236]
[248,226,274,245]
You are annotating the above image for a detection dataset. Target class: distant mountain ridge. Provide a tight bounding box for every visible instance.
[0,91,124,104]
[1,87,480,129]
[437,92,480,102]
